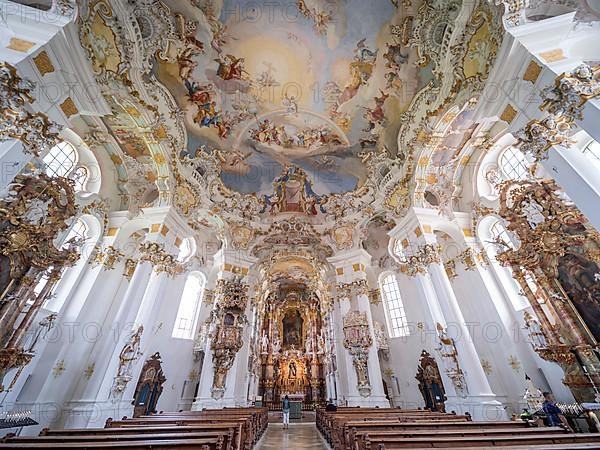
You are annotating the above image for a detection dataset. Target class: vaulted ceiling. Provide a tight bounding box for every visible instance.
[77,0,505,252]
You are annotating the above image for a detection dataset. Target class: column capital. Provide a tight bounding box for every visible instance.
[327,248,371,283]
[213,249,257,280]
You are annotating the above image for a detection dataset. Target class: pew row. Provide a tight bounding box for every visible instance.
[0,407,267,450]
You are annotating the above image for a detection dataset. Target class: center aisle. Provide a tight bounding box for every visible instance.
[256,423,328,450]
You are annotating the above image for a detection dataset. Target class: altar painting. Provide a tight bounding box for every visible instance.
[557,253,600,342]
[282,309,304,350]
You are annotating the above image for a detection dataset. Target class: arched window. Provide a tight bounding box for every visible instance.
[60,219,89,249]
[490,220,519,251]
[173,272,205,339]
[43,141,93,193]
[582,140,600,163]
[43,141,77,178]
[380,273,409,338]
[499,146,530,181]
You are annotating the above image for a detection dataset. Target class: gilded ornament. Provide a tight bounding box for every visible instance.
[90,245,124,270]
[540,64,600,122]
[336,279,369,302]
[343,311,373,397]
[33,51,55,76]
[517,116,574,163]
[0,63,62,156]
[84,363,95,380]
[52,359,66,377]
[398,244,441,277]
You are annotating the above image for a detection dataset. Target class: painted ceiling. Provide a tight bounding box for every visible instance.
[77,0,504,243]
[155,0,433,198]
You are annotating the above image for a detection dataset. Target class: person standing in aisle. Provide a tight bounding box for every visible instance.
[282,395,291,430]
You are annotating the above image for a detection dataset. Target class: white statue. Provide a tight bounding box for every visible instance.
[317,334,325,354]
[261,333,269,354]
[272,338,281,354]
[305,333,314,355]
[524,312,548,350]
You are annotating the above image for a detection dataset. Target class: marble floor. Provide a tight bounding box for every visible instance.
[256,423,329,450]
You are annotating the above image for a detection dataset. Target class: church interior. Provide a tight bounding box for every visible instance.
[1,0,600,448]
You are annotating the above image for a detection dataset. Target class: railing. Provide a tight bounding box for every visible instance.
[264,401,324,411]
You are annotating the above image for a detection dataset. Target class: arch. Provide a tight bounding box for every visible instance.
[43,214,103,313]
[473,132,518,202]
[477,215,530,311]
[172,271,206,339]
[379,271,409,338]
[42,129,103,195]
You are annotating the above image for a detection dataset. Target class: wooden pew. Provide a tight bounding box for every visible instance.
[317,409,469,448]
[0,436,224,449]
[106,417,253,448]
[0,407,264,450]
[317,407,600,450]
[35,423,242,450]
[358,432,600,449]
[343,420,531,450]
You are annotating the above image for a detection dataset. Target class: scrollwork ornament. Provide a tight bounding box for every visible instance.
[343,311,373,396]
[0,63,62,156]
[398,244,441,277]
[90,245,124,270]
[517,116,574,163]
[214,277,249,310]
[490,0,528,28]
[111,325,143,399]
[540,64,600,122]
[138,242,183,277]
[336,279,369,302]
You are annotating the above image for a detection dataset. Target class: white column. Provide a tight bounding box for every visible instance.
[426,259,506,420]
[192,250,255,410]
[328,249,389,407]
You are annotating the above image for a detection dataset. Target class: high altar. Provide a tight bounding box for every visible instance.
[258,290,326,405]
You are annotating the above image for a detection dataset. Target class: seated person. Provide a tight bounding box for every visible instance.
[325,399,337,412]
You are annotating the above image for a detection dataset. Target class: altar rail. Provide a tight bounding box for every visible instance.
[264,401,323,411]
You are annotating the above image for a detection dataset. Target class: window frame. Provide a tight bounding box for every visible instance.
[172,272,206,340]
[379,272,410,338]
[43,141,78,178]
[499,146,530,181]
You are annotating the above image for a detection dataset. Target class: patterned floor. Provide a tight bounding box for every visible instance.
[256,423,328,449]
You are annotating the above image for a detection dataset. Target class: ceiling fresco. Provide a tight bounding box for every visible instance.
[154,0,435,196]
[76,0,505,247]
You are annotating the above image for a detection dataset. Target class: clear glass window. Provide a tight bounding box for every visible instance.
[499,147,530,181]
[43,142,77,178]
[172,273,205,339]
[380,273,410,338]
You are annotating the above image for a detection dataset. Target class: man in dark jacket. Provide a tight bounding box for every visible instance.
[542,392,571,431]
